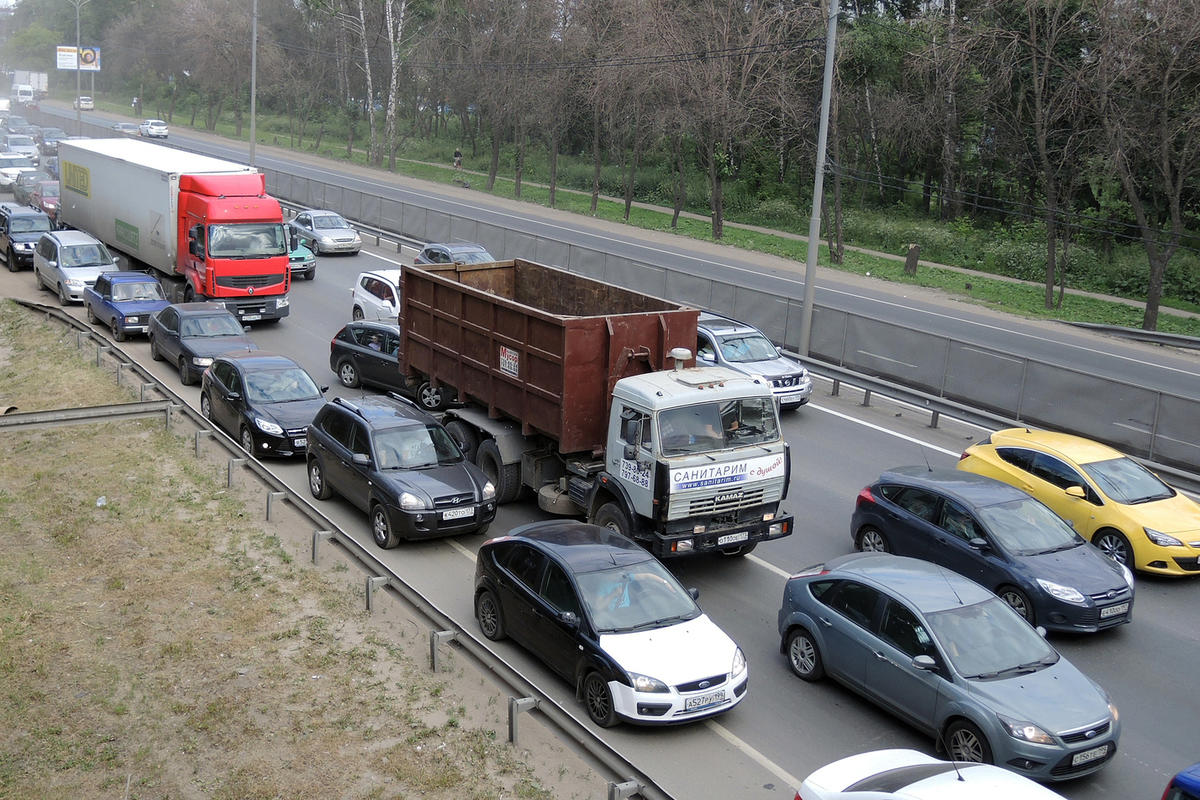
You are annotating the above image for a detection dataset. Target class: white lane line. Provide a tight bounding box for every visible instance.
[448,539,477,563]
[705,719,805,792]
[748,554,793,580]
[807,401,961,458]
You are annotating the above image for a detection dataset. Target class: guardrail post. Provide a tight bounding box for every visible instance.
[140,383,155,401]
[507,696,539,745]
[312,530,333,564]
[831,378,840,397]
[95,344,107,366]
[265,491,287,521]
[429,630,457,672]
[166,403,178,431]
[607,780,643,800]
[365,575,389,613]
[194,429,214,456]
[861,388,872,407]
[227,457,246,487]
[75,330,84,348]
[929,409,940,429]
[116,362,126,386]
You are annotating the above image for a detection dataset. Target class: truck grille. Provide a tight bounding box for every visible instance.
[215,274,284,290]
[771,375,802,388]
[667,477,784,521]
[687,486,767,515]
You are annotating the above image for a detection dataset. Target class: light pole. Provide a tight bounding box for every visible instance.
[68,0,92,135]
[249,0,258,166]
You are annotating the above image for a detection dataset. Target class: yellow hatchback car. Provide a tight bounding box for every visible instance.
[958,428,1200,576]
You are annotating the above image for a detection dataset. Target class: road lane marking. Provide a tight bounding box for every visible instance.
[705,719,805,792]
[448,539,477,563]
[808,401,961,457]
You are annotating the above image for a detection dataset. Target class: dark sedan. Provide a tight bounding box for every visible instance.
[148,302,258,385]
[329,320,454,411]
[201,353,327,457]
[851,466,1134,632]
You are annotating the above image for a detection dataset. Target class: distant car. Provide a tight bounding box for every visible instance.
[328,319,454,410]
[110,122,140,137]
[306,394,497,543]
[35,126,67,157]
[148,302,258,385]
[777,553,1119,781]
[286,233,316,280]
[795,749,1069,800]
[958,427,1200,575]
[350,268,401,321]
[12,170,51,206]
[0,153,38,190]
[1164,762,1200,800]
[0,201,51,271]
[413,242,495,265]
[33,229,119,305]
[29,181,60,224]
[475,520,749,727]
[288,209,361,254]
[138,119,169,138]
[84,271,170,341]
[696,312,813,410]
[72,96,94,110]
[851,466,1134,632]
[3,133,39,162]
[2,115,30,134]
[201,352,327,457]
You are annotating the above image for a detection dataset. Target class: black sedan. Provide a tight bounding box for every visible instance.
[201,353,327,457]
[851,466,1134,632]
[329,320,454,411]
[148,303,258,385]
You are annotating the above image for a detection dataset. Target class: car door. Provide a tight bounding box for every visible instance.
[528,561,586,681]
[862,598,946,734]
[154,307,182,364]
[929,498,995,587]
[494,544,549,653]
[208,361,242,436]
[339,419,374,512]
[292,213,312,242]
[90,274,111,324]
[879,485,944,557]
[811,580,882,693]
[1003,448,1104,536]
[358,328,400,389]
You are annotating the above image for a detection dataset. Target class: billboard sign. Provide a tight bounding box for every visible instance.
[56,45,101,71]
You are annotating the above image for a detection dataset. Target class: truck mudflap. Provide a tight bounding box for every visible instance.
[647,511,793,558]
[219,295,290,323]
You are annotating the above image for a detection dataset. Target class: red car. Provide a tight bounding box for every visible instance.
[30,181,60,225]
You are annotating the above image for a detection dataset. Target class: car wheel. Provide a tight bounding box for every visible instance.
[200,393,212,420]
[417,380,452,411]
[593,502,631,539]
[336,358,361,388]
[149,334,163,361]
[352,306,364,321]
[998,585,1035,625]
[785,627,825,681]
[582,672,618,728]
[371,503,400,549]
[308,458,332,500]
[239,426,254,454]
[475,589,505,641]
[476,439,520,504]
[178,358,194,386]
[111,319,126,342]
[1094,528,1133,568]
[5,248,15,272]
[85,304,97,324]
[304,266,316,281]
[183,284,195,303]
[57,283,70,306]
[35,267,47,290]
[720,541,757,557]
[445,420,478,462]
[945,719,993,764]
[856,526,890,553]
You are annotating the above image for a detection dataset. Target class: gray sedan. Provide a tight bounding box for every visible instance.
[777,553,1119,782]
[287,209,362,254]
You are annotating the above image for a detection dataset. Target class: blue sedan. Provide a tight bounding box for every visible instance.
[84,271,170,341]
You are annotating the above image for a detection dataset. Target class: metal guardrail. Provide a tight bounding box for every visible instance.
[1063,321,1200,351]
[8,298,669,800]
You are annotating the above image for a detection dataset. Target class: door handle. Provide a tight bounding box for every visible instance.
[872,650,888,661]
[818,616,832,628]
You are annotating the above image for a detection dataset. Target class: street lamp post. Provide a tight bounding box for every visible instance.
[68,0,92,135]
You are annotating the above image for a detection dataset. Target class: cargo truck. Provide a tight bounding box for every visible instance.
[399,259,794,558]
[58,139,290,322]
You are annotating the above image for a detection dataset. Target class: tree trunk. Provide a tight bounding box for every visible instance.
[487,130,500,191]
[548,137,559,207]
[514,121,524,199]
[707,150,724,239]
[590,106,602,214]
[671,134,686,229]
[623,123,642,222]
[355,0,378,164]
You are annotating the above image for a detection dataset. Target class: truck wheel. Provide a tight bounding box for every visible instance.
[593,502,632,539]
[445,420,478,461]
[476,439,520,504]
[183,284,195,303]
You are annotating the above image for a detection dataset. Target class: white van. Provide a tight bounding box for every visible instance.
[11,85,35,106]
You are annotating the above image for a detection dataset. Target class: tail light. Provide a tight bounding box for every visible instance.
[855,486,875,507]
[959,451,970,460]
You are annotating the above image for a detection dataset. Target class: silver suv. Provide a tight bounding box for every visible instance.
[33,230,119,305]
[695,312,812,410]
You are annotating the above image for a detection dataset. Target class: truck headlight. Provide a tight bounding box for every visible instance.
[276,296,289,308]
[254,417,283,436]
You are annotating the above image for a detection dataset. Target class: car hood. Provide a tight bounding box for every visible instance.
[725,353,806,380]
[8,231,44,244]
[1120,491,1200,536]
[60,265,116,282]
[598,614,738,685]
[110,299,171,315]
[966,658,1110,735]
[183,337,259,358]
[379,461,483,502]
[1017,544,1129,595]
[255,397,327,430]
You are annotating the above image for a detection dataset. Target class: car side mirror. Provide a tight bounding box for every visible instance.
[697,351,715,364]
[225,391,241,402]
[351,453,371,466]
[688,587,700,601]
[47,260,57,268]
[559,611,579,628]
[968,537,988,550]
[912,654,937,671]
[1065,485,1086,499]
[1036,625,1047,638]
[320,386,329,394]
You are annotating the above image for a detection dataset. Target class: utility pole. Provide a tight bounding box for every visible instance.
[249,0,258,166]
[68,0,92,135]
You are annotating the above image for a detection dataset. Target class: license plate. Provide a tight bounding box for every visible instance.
[293,437,306,448]
[1099,602,1129,619]
[781,392,804,403]
[1071,744,1109,766]
[242,314,262,322]
[685,690,725,711]
[443,506,473,520]
[717,531,749,546]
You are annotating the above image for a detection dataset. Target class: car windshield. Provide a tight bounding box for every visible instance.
[658,398,780,455]
[208,223,288,258]
[112,281,165,302]
[242,367,321,404]
[926,597,1058,679]
[10,216,50,233]
[1082,456,1175,504]
[1,156,34,168]
[312,214,348,230]
[8,136,34,146]
[977,497,1083,555]
[448,248,494,264]
[37,182,58,197]
[373,424,463,469]
[60,242,112,268]
[180,314,244,338]
[717,333,779,363]
[577,560,700,634]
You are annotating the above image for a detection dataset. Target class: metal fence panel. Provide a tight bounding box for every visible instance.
[1151,395,1200,466]
[665,270,715,310]
[943,342,1025,413]
[424,211,453,244]
[534,239,570,269]
[731,289,790,343]
[471,222,508,258]
[842,318,950,393]
[568,247,606,280]
[808,306,849,363]
[360,192,382,229]
[605,257,668,299]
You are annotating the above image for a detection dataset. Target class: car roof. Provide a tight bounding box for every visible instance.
[104,271,158,281]
[0,202,46,217]
[427,242,488,254]
[494,520,653,573]
[803,749,1067,799]
[818,553,995,613]
[696,312,760,336]
[44,229,103,245]
[987,427,1122,465]
[359,269,402,283]
[329,394,430,427]
[216,352,301,370]
[1172,762,1200,793]
[876,466,1027,508]
[309,209,345,218]
[343,320,399,334]
[170,302,232,315]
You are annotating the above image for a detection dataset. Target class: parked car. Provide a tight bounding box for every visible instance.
[201,352,326,457]
[35,126,67,157]
[0,153,37,190]
[0,201,52,271]
[350,269,401,321]
[72,96,94,110]
[412,241,495,265]
[33,230,119,305]
[3,133,39,162]
[138,119,169,138]
[777,552,1119,781]
[288,209,361,255]
[851,466,1134,632]
[696,312,813,410]
[1164,762,1200,800]
[958,427,1200,575]
[29,181,59,224]
[84,271,170,341]
[288,234,316,280]
[147,302,258,385]
[475,519,749,727]
[12,169,51,206]
[306,394,497,543]
[329,320,455,410]
[795,749,1069,800]
[110,122,140,136]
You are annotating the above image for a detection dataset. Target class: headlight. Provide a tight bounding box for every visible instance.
[16,242,33,251]
[731,647,747,678]
[481,480,496,500]
[1119,563,1134,588]
[191,356,214,367]
[627,671,669,693]
[254,417,283,435]
[998,714,1056,745]
[1036,578,1085,604]
[317,235,333,244]
[1144,527,1183,547]
[276,296,289,308]
[398,491,426,511]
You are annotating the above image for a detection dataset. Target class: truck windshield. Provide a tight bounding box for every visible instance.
[207,223,288,258]
[658,398,779,456]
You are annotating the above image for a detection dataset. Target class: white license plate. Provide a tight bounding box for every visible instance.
[780,392,805,403]
[293,437,306,448]
[717,531,749,546]
[443,506,473,520]
[242,314,262,322]
[685,690,725,711]
[1072,744,1109,766]
[1099,602,1129,619]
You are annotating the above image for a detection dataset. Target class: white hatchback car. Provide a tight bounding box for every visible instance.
[350,269,402,322]
[138,119,169,138]
[796,750,1068,800]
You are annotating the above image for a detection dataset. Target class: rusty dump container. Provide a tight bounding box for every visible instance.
[400,259,699,454]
